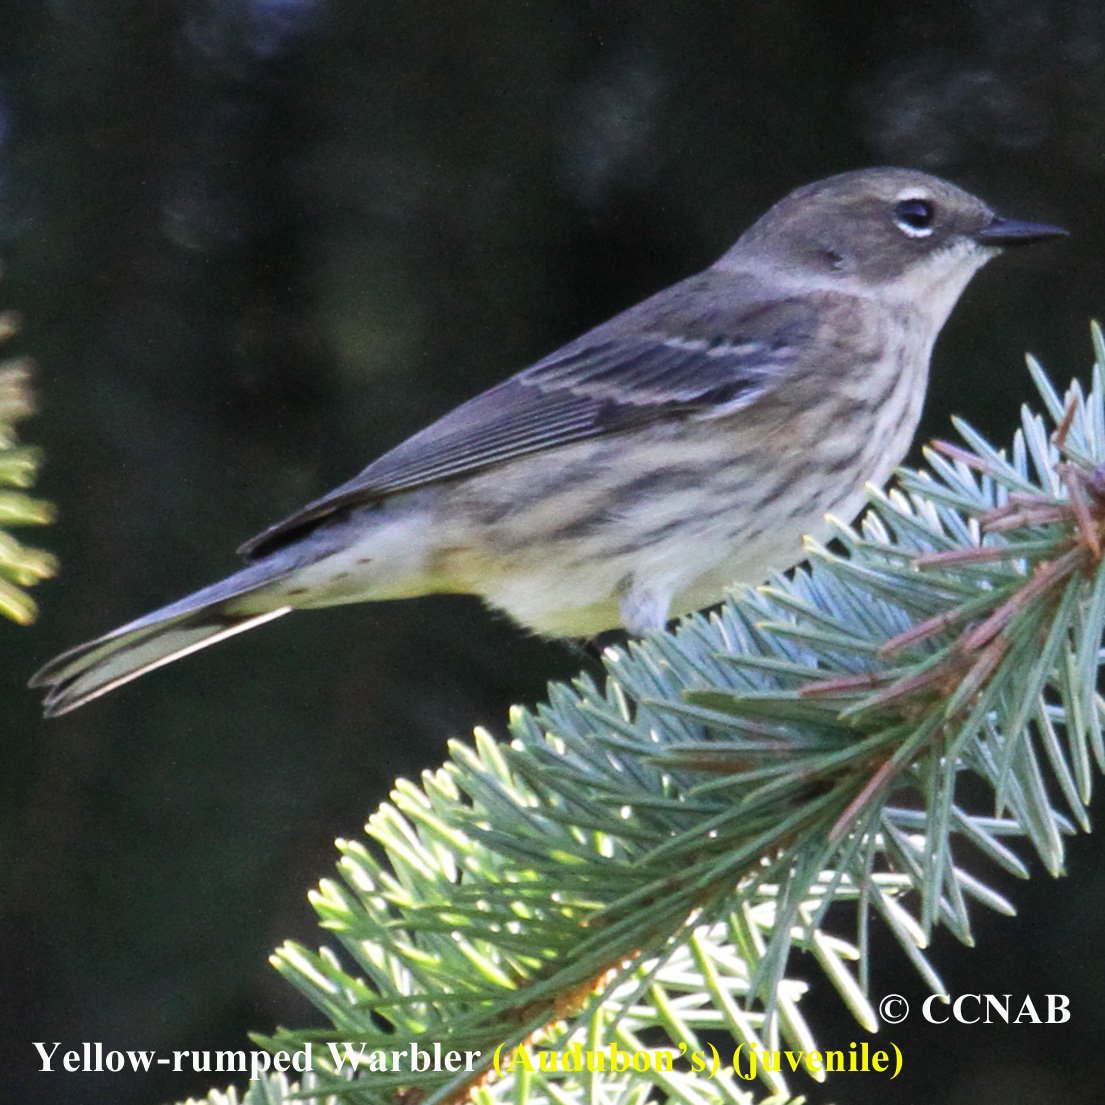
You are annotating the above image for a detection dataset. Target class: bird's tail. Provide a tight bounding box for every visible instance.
[29,560,295,717]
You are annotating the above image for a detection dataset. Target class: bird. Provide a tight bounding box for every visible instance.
[31,167,1066,716]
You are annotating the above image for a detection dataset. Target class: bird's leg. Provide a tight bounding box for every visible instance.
[618,577,672,637]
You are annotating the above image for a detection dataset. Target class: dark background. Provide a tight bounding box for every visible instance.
[2,2,1104,1104]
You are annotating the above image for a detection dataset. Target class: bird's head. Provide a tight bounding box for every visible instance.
[719,167,1066,323]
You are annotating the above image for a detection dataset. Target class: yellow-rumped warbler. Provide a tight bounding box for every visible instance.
[32,167,1065,715]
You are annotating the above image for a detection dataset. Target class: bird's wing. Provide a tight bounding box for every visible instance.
[239,272,818,560]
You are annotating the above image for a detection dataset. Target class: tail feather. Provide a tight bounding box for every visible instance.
[30,561,295,716]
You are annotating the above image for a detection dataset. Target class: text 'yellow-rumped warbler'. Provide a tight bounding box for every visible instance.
[32,168,1065,715]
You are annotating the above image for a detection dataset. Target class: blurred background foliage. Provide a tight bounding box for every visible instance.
[2,2,1104,1104]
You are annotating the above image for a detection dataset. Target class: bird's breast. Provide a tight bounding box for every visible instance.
[421,332,931,638]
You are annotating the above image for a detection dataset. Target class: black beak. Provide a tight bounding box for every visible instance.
[975,215,1068,247]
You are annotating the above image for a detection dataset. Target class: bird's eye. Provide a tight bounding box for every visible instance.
[894,197,936,238]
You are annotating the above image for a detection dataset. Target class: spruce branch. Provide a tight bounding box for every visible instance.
[192,328,1105,1105]
[0,295,56,624]
[179,1070,347,1105]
